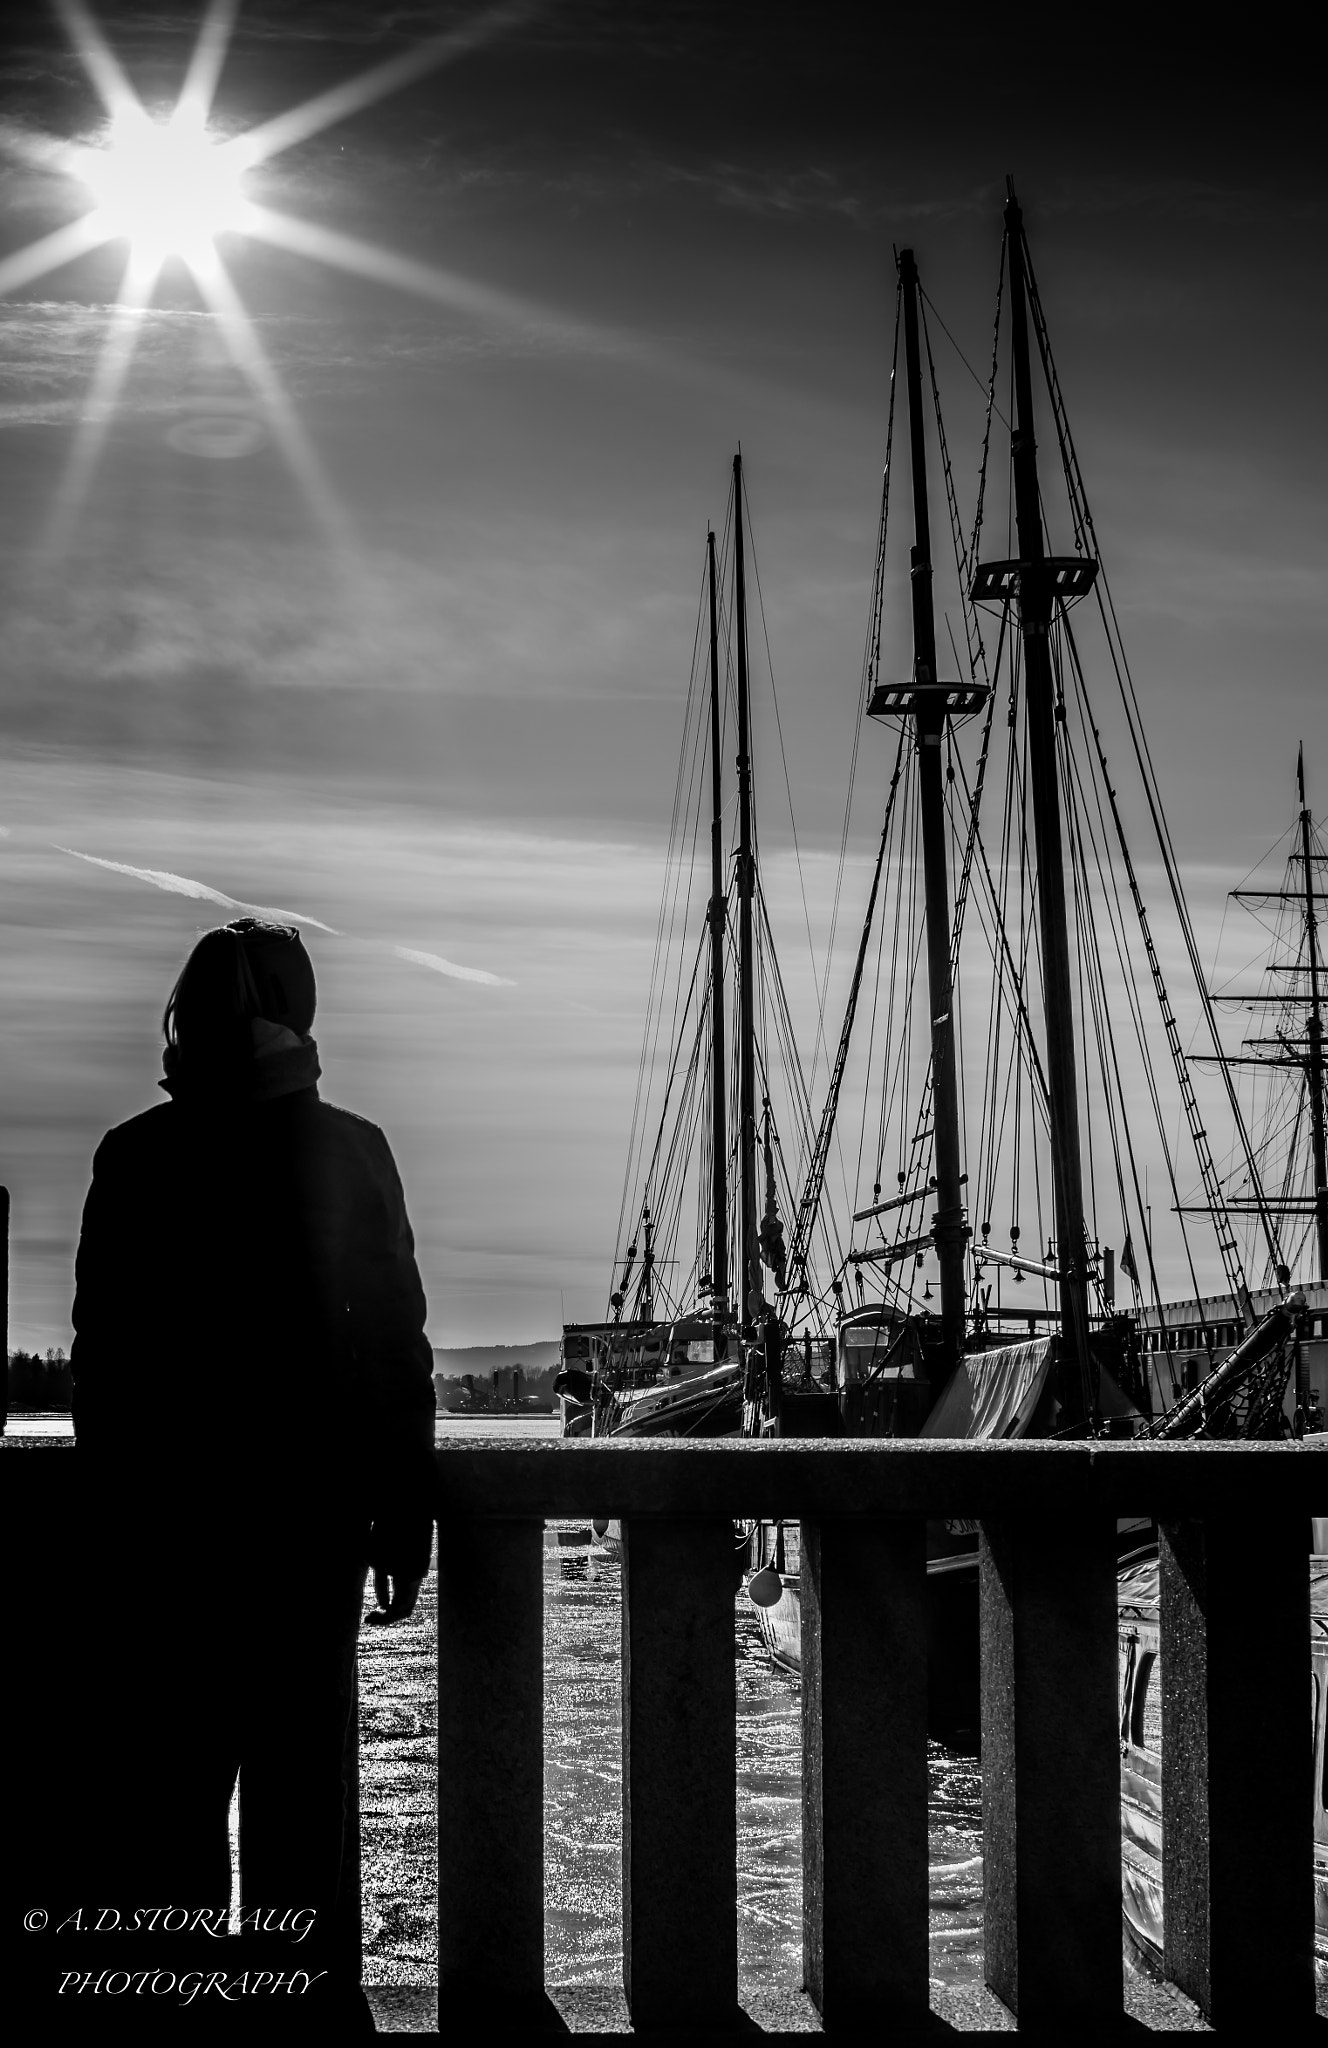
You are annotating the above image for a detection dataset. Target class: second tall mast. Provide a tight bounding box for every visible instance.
[707,528,730,1335]
[898,248,967,1372]
[734,453,761,1336]
[999,184,1095,1422]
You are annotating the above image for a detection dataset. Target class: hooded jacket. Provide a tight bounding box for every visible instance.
[70,1042,437,1578]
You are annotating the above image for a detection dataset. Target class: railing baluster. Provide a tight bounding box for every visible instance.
[802,1515,928,2026]
[621,1514,737,2029]
[979,1509,1121,2028]
[437,1516,545,2024]
[1160,1511,1314,2029]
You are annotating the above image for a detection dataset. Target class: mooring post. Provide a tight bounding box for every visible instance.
[622,1515,738,2029]
[979,1508,1121,2028]
[802,1513,928,2027]
[437,1516,545,2025]
[1160,1510,1314,2028]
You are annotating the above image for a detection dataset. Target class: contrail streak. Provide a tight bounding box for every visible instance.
[54,847,339,932]
[395,946,515,988]
[55,848,515,988]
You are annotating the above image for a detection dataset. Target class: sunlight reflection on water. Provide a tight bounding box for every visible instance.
[359,1503,987,1999]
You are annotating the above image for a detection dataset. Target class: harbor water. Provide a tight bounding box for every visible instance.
[358,1413,987,1998]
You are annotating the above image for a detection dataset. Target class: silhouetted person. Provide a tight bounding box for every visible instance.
[67,919,436,2036]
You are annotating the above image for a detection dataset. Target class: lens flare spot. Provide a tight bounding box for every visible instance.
[165,412,265,458]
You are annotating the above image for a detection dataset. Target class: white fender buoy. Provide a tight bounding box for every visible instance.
[592,1517,610,1538]
[746,1563,783,1609]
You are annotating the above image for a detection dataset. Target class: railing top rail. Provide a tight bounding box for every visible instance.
[430,1437,1328,1520]
[5,1436,1323,1517]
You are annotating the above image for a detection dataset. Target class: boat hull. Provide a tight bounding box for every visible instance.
[602,1360,743,1438]
[749,1534,981,1748]
[755,1542,1328,1965]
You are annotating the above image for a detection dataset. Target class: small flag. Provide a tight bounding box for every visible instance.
[1120,1233,1139,1287]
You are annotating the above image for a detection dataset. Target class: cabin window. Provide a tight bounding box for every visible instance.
[1131,1651,1162,1756]
[1119,1633,1137,1739]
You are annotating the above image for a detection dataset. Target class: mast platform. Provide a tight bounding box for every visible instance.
[867,679,988,718]
[970,556,1099,602]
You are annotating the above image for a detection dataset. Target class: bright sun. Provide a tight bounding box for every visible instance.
[73,105,247,266]
[0,0,544,549]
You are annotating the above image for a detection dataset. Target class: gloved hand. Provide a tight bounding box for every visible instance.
[365,1569,423,1625]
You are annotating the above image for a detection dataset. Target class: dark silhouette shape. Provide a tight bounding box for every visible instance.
[66,919,436,2036]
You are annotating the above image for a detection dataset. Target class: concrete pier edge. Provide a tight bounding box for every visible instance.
[366,1968,1227,2035]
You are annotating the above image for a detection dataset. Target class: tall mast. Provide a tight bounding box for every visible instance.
[1004,184,1093,1423]
[707,529,730,1334]
[898,248,966,1371]
[1298,746,1328,1280]
[733,453,760,1333]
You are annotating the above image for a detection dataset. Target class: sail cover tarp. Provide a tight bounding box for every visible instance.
[1121,1554,1328,1616]
[921,1336,1055,1440]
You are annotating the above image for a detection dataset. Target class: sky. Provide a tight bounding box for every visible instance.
[0,0,1324,1348]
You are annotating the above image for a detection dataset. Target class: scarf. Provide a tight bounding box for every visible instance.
[160,1018,322,1104]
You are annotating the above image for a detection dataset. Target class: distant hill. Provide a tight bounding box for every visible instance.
[432,1340,561,1376]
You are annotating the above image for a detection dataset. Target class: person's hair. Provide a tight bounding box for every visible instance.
[163,919,315,1072]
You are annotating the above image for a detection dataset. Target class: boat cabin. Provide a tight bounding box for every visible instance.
[834,1308,936,1435]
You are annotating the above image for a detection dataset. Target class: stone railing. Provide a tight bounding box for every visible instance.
[4,1437,1321,2034]
[432,1438,1322,2035]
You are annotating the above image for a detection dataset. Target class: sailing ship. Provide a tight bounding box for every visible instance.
[739,183,1309,1729]
[1134,747,1328,1418]
[554,456,818,1439]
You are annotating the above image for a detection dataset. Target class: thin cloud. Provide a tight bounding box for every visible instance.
[53,845,339,931]
[394,944,515,988]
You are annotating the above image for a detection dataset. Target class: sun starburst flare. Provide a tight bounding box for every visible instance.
[73,100,248,267]
[0,0,544,544]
